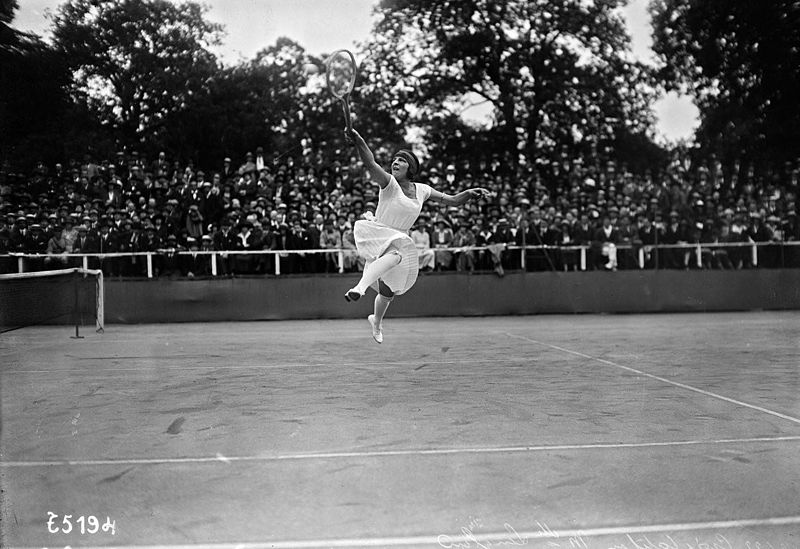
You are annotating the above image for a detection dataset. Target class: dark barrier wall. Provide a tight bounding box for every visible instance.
[103,270,800,324]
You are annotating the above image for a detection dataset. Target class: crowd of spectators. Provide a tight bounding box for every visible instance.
[1,141,799,278]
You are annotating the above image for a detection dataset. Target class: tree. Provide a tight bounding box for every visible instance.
[1,0,74,168]
[51,0,223,149]
[356,0,657,171]
[651,0,800,174]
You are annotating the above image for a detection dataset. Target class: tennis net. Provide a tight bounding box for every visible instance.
[0,268,104,334]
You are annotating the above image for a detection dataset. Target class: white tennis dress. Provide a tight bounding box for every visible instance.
[353,176,432,295]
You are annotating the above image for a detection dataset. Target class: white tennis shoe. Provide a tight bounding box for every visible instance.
[368,314,383,344]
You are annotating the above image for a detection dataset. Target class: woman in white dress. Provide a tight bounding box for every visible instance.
[344,128,491,343]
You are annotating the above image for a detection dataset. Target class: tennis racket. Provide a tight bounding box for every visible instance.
[326,49,357,134]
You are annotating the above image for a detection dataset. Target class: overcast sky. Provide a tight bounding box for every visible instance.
[14,0,697,142]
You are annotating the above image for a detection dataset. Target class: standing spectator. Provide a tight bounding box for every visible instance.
[284,218,310,273]
[616,215,638,269]
[637,215,660,269]
[593,215,619,271]
[573,213,596,269]
[748,213,774,267]
[203,174,225,223]
[62,217,78,254]
[453,222,476,272]
[73,225,94,253]
[96,222,118,276]
[432,218,454,270]
[475,219,506,276]
[10,216,28,252]
[557,219,579,271]
[662,211,687,269]
[141,224,163,277]
[185,205,205,241]
[306,213,325,272]
[102,181,123,210]
[234,221,256,274]
[213,218,238,276]
[411,217,435,272]
[116,219,137,276]
[341,224,360,272]
[319,220,342,273]
[159,234,184,277]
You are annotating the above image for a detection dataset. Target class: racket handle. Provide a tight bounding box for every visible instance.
[341,98,352,133]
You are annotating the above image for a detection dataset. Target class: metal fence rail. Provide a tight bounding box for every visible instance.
[2,241,799,277]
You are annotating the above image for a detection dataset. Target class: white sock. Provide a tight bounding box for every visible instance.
[355,252,401,294]
[373,294,393,327]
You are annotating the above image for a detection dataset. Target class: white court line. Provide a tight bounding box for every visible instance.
[0,357,521,374]
[9,516,800,549]
[3,435,800,467]
[506,332,800,426]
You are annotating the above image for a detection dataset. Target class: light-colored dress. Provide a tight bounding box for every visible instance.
[353,176,432,295]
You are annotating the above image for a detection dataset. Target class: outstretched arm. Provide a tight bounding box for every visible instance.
[347,128,391,189]
[427,187,492,206]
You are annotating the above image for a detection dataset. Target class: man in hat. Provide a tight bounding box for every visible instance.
[284,217,311,274]
[592,215,620,271]
[432,218,454,271]
[203,173,225,223]
[213,218,238,276]
[661,210,687,269]
[10,216,28,252]
[452,221,476,272]
[74,224,97,255]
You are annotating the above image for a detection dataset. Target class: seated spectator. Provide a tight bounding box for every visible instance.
[411,217,434,272]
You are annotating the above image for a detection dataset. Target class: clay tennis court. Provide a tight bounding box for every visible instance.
[1,312,799,548]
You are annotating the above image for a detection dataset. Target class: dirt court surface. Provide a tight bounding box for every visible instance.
[1,311,799,549]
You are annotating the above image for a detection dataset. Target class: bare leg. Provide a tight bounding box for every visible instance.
[368,281,394,344]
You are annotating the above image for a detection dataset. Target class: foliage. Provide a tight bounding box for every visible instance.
[356,0,659,170]
[51,0,223,147]
[651,0,800,171]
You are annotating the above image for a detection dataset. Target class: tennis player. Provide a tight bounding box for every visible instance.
[344,128,491,343]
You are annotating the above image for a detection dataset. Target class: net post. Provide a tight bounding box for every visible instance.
[580,247,587,271]
[147,253,153,278]
[520,247,526,271]
[696,244,702,268]
[211,253,217,276]
[96,270,104,333]
[275,252,281,275]
[17,256,24,273]
[338,250,344,273]
[71,272,84,339]
[82,255,88,270]
[752,243,758,267]
[638,248,645,269]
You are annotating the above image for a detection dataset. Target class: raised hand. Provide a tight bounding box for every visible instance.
[470,188,493,200]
